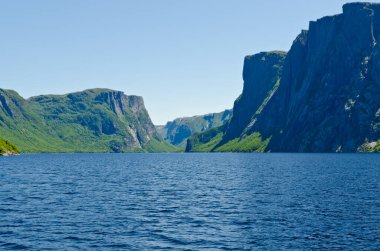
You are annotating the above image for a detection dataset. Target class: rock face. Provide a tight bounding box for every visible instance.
[186,51,286,152]
[0,88,174,152]
[157,109,232,148]
[222,51,286,143]
[255,2,380,152]
[187,2,380,153]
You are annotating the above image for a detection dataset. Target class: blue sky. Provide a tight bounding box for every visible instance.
[0,0,375,124]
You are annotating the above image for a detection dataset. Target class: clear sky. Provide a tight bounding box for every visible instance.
[0,0,376,124]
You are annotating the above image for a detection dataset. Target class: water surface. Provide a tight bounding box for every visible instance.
[0,153,379,250]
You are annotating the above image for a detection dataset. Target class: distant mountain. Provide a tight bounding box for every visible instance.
[0,88,176,152]
[186,2,380,153]
[157,109,232,148]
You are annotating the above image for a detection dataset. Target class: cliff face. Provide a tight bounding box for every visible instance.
[158,109,232,148]
[222,51,286,142]
[185,51,285,152]
[186,2,380,153]
[252,2,380,152]
[0,88,174,152]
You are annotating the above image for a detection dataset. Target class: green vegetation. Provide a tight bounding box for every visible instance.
[143,138,180,152]
[359,140,380,153]
[158,110,232,148]
[185,79,280,153]
[185,50,286,153]
[0,138,20,155]
[374,142,380,152]
[215,132,269,152]
[0,88,175,153]
[255,79,280,116]
[185,126,225,152]
[186,127,270,153]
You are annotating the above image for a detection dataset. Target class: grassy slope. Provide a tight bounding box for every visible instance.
[186,128,269,153]
[0,90,67,152]
[144,138,180,152]
[185,80,280,153]
[185,126,224,152]
[0,138,20,155]
[214,133,269,152]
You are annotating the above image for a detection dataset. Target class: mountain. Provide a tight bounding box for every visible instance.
[157,109,232,148]
[0,88,176,152]
[186,51,286,152]
[186,2,380,153]
[0,138,19,156]
[222,51,286,143]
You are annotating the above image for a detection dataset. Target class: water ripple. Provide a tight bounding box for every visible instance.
[0,153,379,250]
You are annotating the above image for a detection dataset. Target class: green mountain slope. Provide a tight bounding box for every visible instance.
[0,88,176,153]
[157,109,232,148]
[0,138,19,155]
[185,125,224,152]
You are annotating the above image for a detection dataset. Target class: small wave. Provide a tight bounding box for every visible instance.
[106,243,134,249]
[152,233,191,246]
[63,236,94,242]
[4,196,17,201]
[1,242,29,250]
[0,208,20,213]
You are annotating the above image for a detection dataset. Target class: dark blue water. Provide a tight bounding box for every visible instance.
[0,153,379,250]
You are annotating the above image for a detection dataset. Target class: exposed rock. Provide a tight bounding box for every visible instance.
[222,51,286,143]
[254,2,380,152]
[185,51,286,152]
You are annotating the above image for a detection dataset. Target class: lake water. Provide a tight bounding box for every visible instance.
[0,153,379,250]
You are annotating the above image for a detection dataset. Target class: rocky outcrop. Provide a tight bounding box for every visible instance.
[0,138,19,156]
[222,51,286,143]
[0,88,174,152]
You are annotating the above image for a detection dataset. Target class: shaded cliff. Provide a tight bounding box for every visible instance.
[0,88,175,152]
[222,51,286,143]
[186,51,286,152]
[158,109,232,148]
[187,2,380,153]
[253,2,380,152]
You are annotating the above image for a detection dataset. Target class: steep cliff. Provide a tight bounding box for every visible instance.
[158,109,232,148]
[222,51,286,143]
[0,88,175,152]
[252,2,380,152]
[186,51,286,152]
[187,2,380,153]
